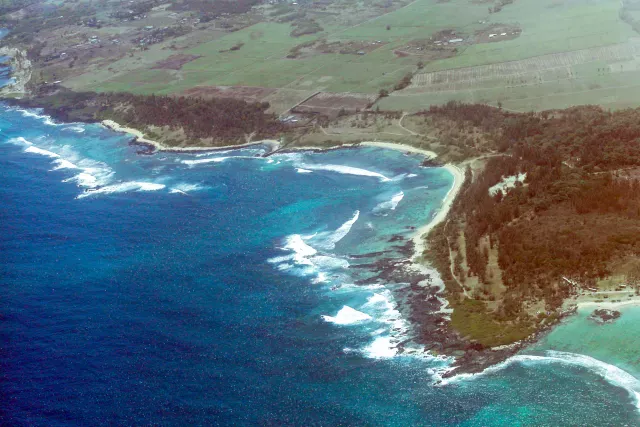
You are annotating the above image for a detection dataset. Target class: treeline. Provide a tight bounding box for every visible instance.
[430,102,640,315]
[8,90,285,144]
[426,101,640,170]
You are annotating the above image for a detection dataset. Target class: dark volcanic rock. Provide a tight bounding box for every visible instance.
[129,138,156,155]
[588,308,621,324]
[421,157,444,167]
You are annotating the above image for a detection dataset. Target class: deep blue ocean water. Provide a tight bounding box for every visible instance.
[1,106,640,425]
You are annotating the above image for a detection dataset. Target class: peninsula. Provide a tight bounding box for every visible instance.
[5,0,640,378]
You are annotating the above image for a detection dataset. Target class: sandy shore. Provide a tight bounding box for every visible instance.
[575,298,640,310]
[101,120,280,153]
[412,164,465,260]
[359,141,437,158]
[102,119,442,159]
[101,118,461,260]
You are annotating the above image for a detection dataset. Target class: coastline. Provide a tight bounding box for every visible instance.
[101,120,442,161]
[27,112,581,380]
[575,298,640,310]
[101,119,281,153]
[102,116,463,279]
[359,141,438,159]
[104,117,463,263]
[412,164,465,261]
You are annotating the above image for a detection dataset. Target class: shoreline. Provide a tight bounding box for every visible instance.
[101,119,282,153]
[575,298,640,310]
[42,114,569,378]
[101,120,442,162]
[358,141,438,159]
[412,164,465,261]
[103,116,463,277]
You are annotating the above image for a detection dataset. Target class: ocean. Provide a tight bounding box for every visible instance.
[1,106,640,426]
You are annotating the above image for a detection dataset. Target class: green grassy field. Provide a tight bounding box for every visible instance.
[68,0,640,113]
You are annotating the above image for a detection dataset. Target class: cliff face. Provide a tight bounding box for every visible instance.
[0,47,32,97]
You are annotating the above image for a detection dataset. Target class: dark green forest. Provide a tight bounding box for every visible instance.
[7,90,285,145]
[422,102,640,345]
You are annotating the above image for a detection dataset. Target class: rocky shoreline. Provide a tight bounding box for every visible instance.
[345,234,579,379]
[588,309,621,324]
[0,95,569,380]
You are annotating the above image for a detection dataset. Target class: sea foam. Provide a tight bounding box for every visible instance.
[181,157,228,166]
[77,181,166,198]
[438,350,640,410]
[322,306,372,325]
[24,146,60,158]
[11,136,115,189]
[300,164,390,181]
[312,210,359,250]
[373,191,404,214]
[267,234,349,284]
[16,108,61,126]
[169,183,206,194]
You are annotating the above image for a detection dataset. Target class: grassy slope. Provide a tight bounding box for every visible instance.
[65,0,639,113]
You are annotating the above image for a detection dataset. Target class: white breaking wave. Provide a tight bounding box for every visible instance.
[296,168,312,174]
[77,181,165,199]
[362,336,398,358]
[64,125,85,133]
[169,183,206,194]
[59,153,114,189]
[312,211,359,250]
[299,164,390,181]
[373,191,404,214]
[322,306,372,325]
[267,234,349,283]
[438,350,640,409]
[181,155,270,166]
[52,159,79,170]
[24,146,60,158]
[9,137,114,189]
[195,150,232,157]
[363,289,409,337]
[16,108,61,126]
[181,157,228,166]
[65,172,99,188]
[8,136,34,146]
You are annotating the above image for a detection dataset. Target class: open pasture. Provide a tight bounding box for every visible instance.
[70,0,640,113]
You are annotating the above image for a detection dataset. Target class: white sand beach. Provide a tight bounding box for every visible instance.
[359,141,437,158]
[102,119,462,261]
[101,120,280,152]
[412,164,465,260]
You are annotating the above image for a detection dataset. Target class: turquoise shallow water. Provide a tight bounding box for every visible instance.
[1,105,640,425]
[533,306,640,378]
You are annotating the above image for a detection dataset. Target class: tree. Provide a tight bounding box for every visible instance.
[417,61,424,69]
[386,25,391,30]
[378,89,389,98]
[627,263,640,293]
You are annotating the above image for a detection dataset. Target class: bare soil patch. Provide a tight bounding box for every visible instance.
[293,92,377,117]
